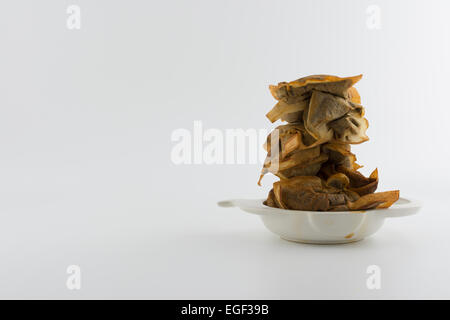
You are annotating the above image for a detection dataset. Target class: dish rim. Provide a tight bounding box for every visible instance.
[218,197,421,216]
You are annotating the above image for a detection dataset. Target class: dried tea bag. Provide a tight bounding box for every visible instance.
[261,74,399,211]
[269,74,362,103]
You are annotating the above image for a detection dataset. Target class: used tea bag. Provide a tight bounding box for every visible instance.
[261,74,399,211]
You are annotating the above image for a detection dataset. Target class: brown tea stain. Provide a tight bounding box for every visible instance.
[345,233,354,239]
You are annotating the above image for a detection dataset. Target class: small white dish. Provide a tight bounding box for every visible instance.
[218,197,421,244]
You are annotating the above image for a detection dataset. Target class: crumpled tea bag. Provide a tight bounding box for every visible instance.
[261,74,399,211]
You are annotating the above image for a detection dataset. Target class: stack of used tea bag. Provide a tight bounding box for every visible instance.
[259,74,399,211]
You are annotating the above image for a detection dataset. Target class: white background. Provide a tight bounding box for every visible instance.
[0,0,449,299]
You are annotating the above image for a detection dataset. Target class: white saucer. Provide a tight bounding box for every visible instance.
[218,197,421,244]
